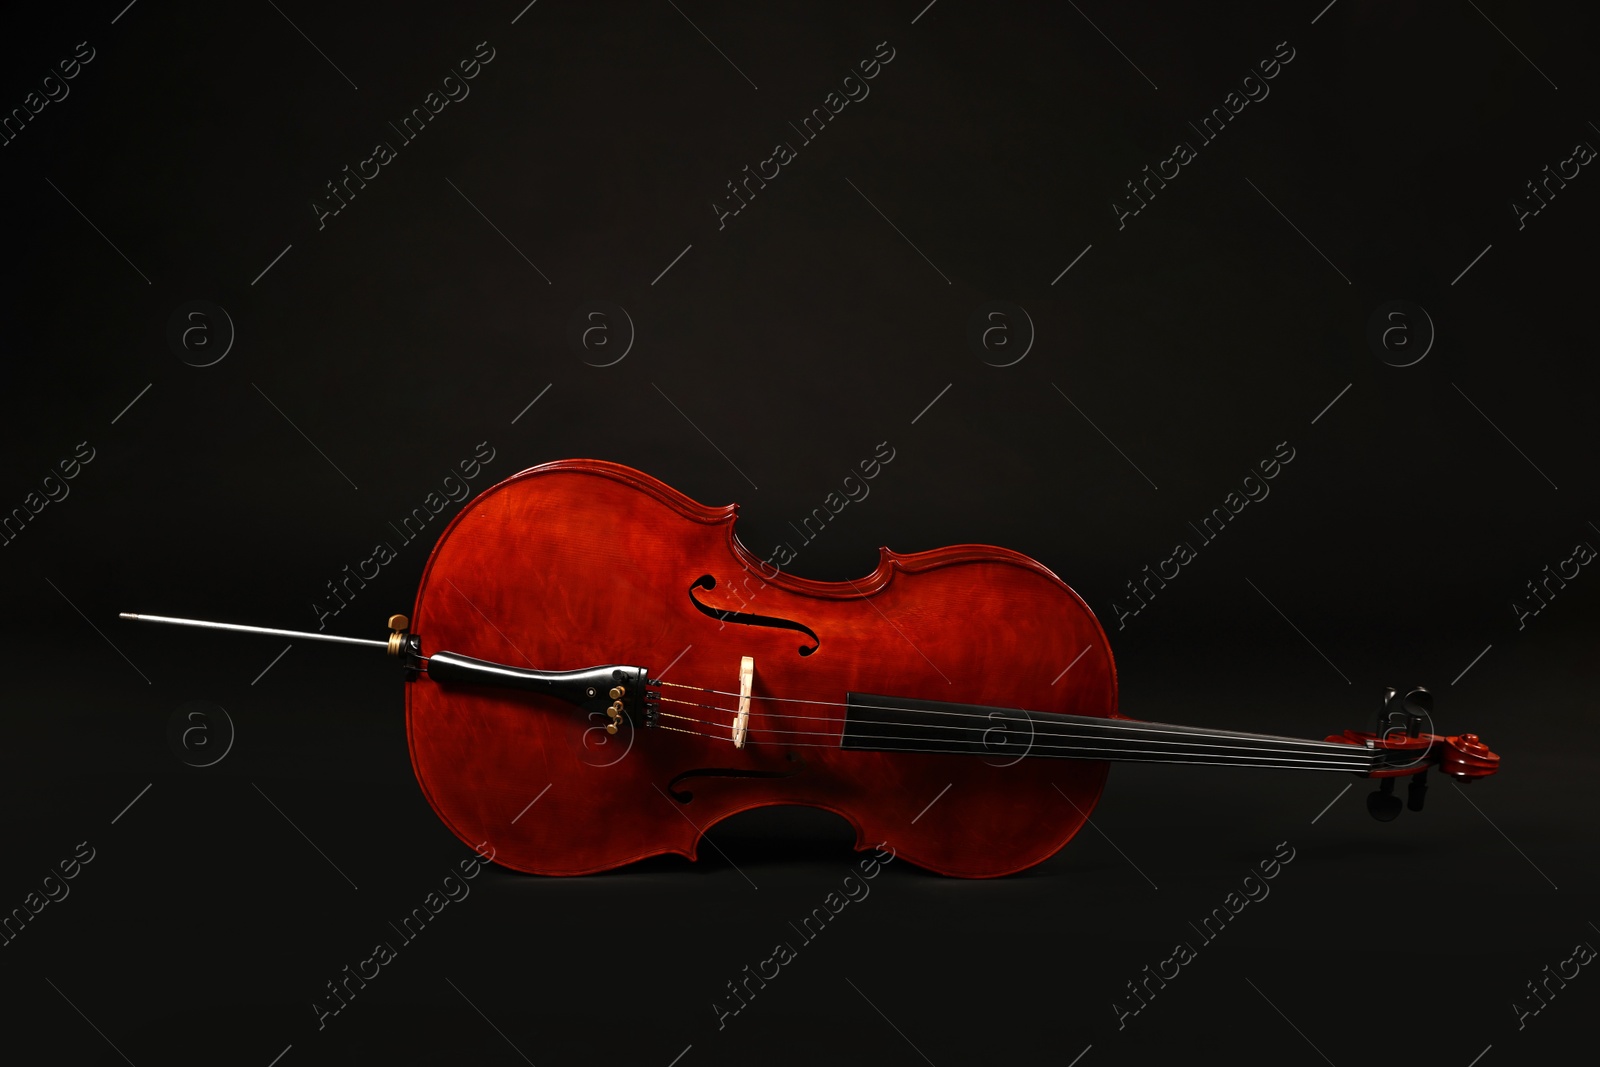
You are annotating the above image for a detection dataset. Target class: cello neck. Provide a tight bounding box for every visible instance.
[839,693,1379,774]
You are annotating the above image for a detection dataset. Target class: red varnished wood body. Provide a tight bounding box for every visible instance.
[405,459,1119,877]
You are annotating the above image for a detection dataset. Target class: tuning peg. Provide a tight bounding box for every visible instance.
[1407,769,1428,812]
[1380,686,1434,738]
[1367,778,1403,822]
[1402,687,1432,736]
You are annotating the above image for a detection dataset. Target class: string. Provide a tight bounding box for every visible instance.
[656,680,1362,752]
[719,723,1369,765]
[653,699,1375,770]
[662,694,1363,751]
[654,691,1368,758]
[657,700,1368,766]
[650,715,1372,772]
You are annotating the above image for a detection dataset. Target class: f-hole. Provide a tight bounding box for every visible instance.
[666,754,804,803]
[688,574,820,656]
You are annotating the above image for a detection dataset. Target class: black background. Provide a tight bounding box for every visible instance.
[2,1,1594,1064]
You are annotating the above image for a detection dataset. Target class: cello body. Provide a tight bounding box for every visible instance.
[405,458,1119,877]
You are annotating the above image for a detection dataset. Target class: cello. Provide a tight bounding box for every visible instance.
[121,458,1499,877]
